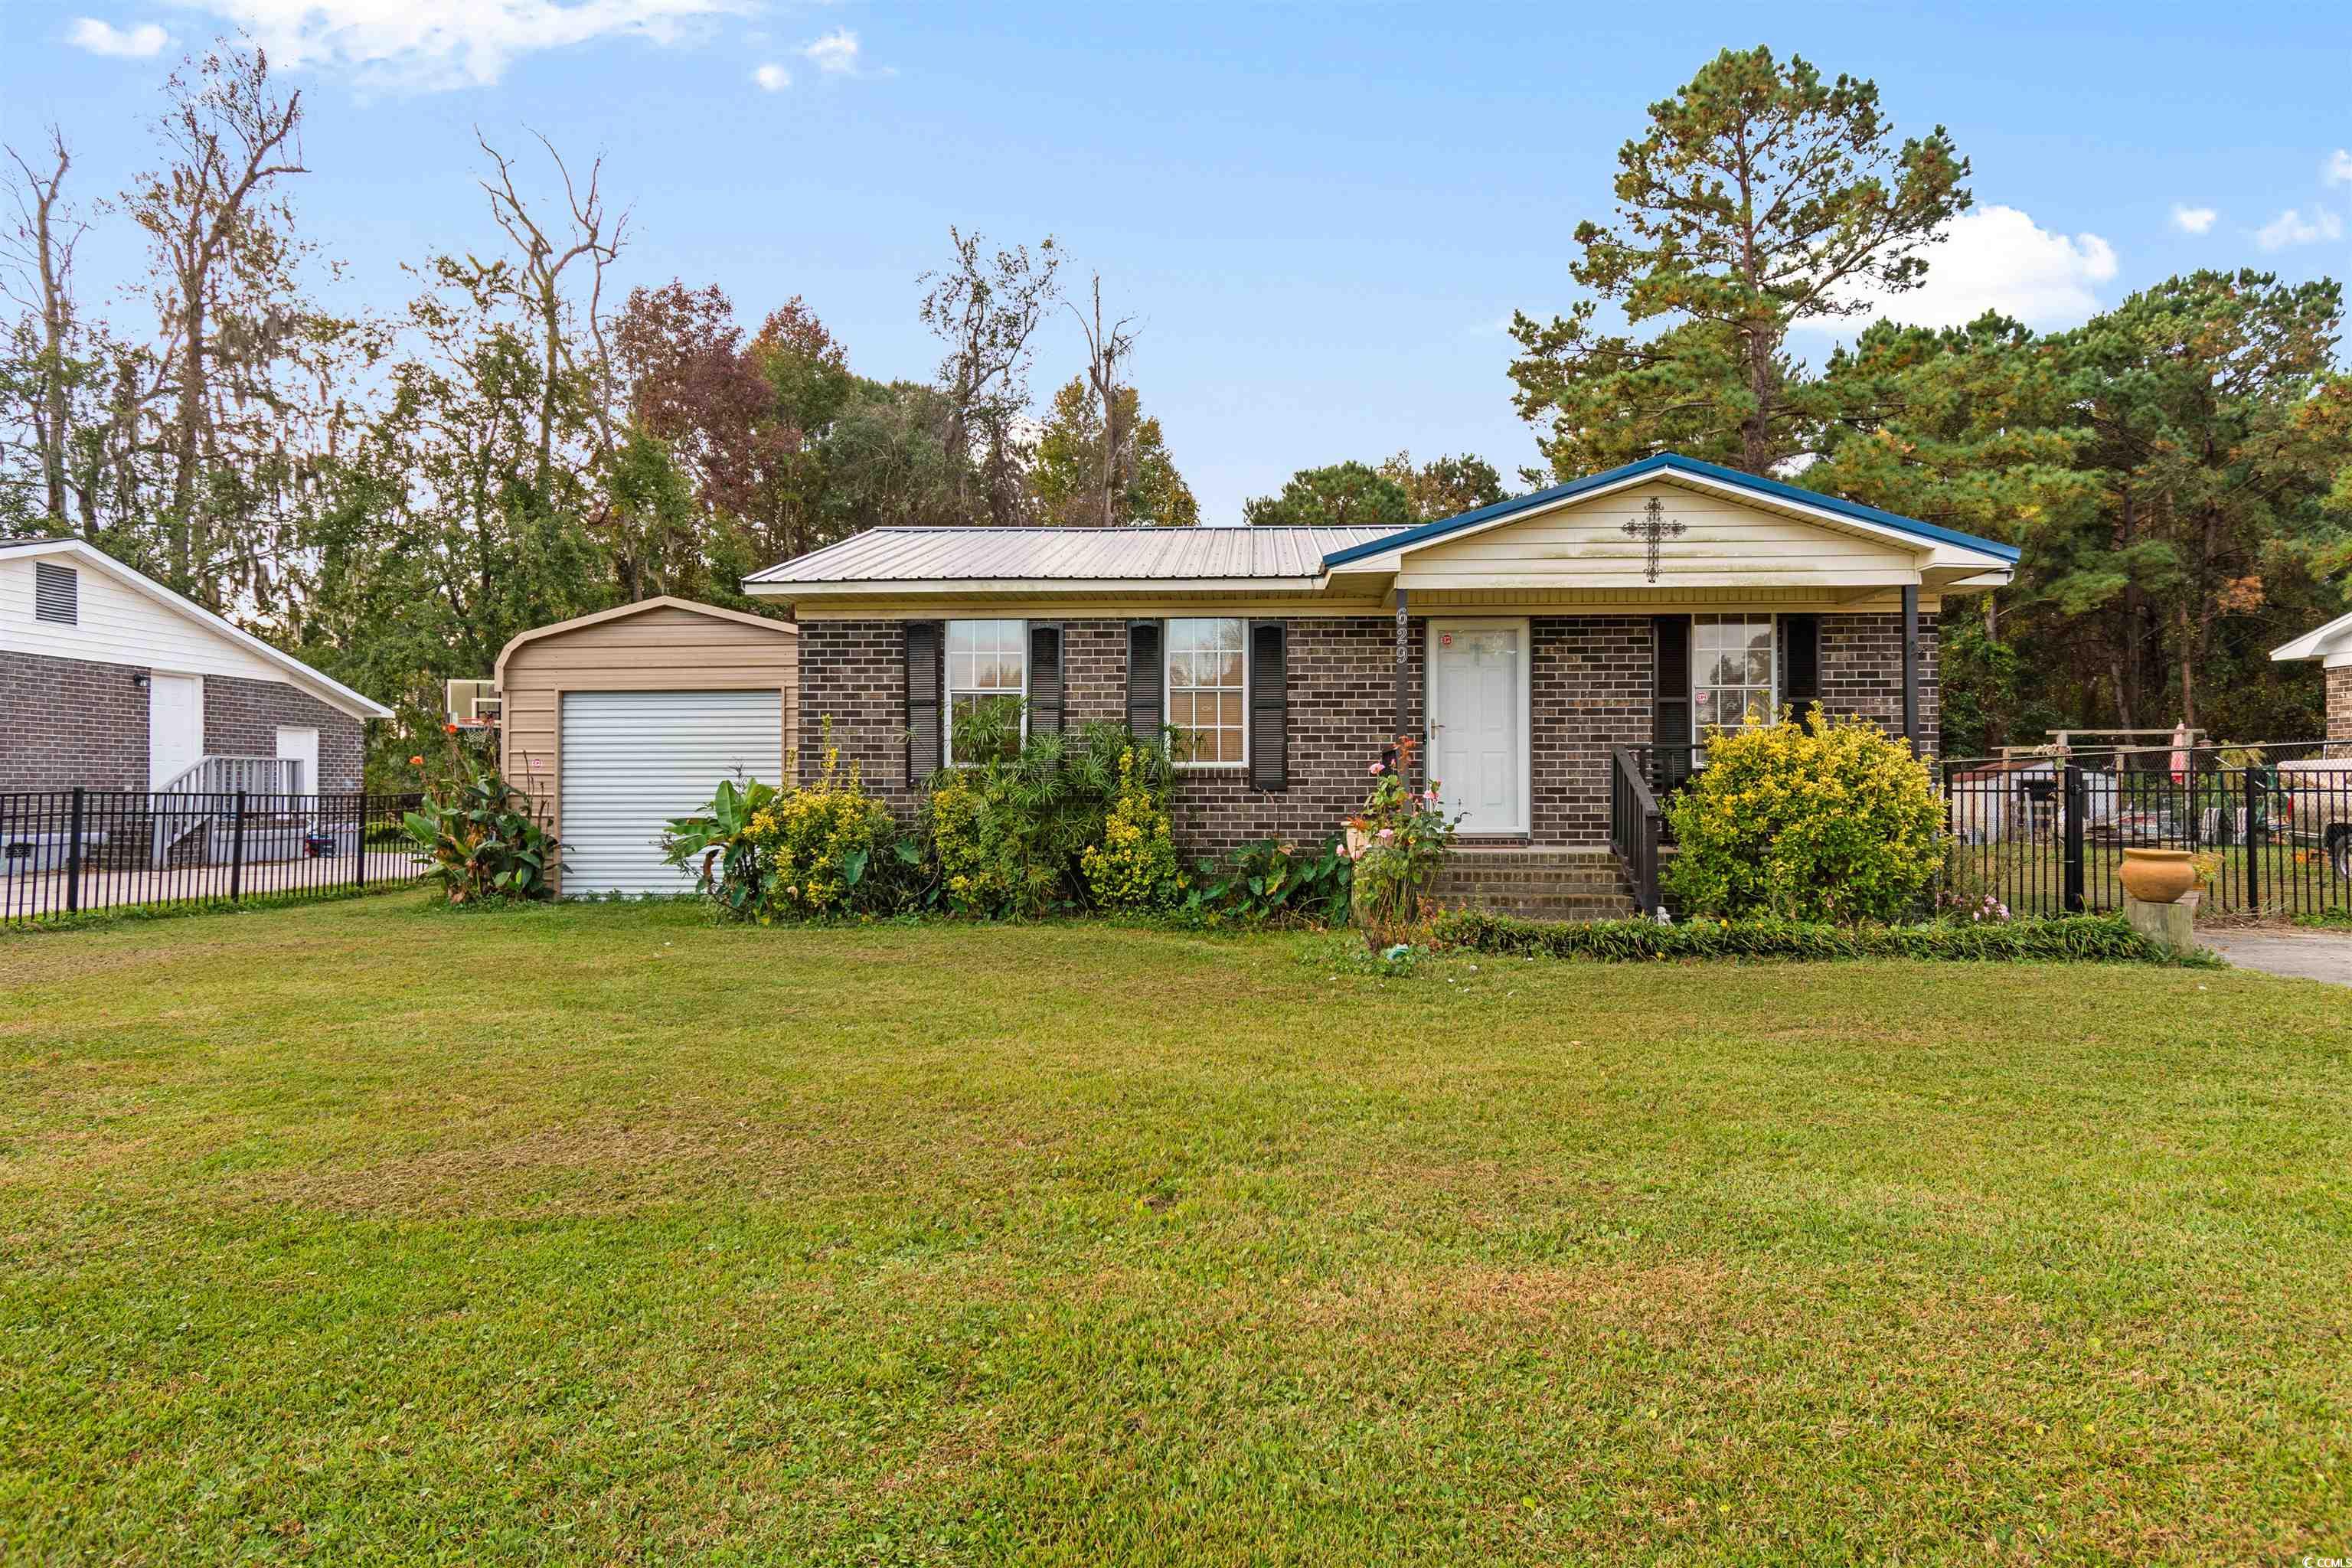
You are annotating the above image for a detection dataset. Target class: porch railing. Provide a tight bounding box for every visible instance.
[1609,747,1664,914]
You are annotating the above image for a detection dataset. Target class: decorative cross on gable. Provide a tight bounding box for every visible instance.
[1622,495,1684,583]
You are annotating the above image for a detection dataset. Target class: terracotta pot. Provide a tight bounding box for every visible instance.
[2118,846,2199,905]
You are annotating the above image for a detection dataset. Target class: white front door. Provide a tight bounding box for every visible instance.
[1428,620,1527,835]
[276,725,320,795]
[149,674,203,787]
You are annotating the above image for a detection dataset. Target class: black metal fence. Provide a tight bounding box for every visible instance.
[1607,740,2352,921]
[2,789,426,927]
[1944,742,2352,919]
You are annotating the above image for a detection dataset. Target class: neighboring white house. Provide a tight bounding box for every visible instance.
[0,537,391,795]
[2272,610,2352,743]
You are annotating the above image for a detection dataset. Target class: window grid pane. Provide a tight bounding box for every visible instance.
[1166,617,1246,766]
[1693,613,1775,738]
[947,619,1026,765]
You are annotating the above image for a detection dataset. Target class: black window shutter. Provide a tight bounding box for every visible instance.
[1247,619,1288,792]
[1027,622,1065,739]
[1125,620,1164,741]
[1653,615,1693,787]
[1782,613,1821,727]
[906,621,943,785]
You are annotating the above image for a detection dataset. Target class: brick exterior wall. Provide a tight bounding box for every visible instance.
[0,651,366,795]
[796,610,1943,853]
[1818,611,1941,747]
[203,672,367,792]
[0,648,149,791]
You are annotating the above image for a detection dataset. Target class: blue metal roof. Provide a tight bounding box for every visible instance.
[1317,452,2023,570]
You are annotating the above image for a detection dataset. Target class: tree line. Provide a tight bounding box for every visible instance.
[5,39,2350,773]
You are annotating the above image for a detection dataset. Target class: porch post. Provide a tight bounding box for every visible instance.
[1393,588,1410,776]
[1901,583,1921,756]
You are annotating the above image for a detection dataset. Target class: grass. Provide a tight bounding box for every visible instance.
[3,896,2349,1564]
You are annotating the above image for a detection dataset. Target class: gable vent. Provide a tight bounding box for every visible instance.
[33,561,77,626]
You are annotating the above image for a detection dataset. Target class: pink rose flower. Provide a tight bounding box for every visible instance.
[1377,827,1394,840]
[1367,762,1384,776]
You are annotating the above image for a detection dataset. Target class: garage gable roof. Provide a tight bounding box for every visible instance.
[494,595,796,685]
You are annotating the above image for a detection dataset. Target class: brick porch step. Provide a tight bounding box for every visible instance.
[1429,846,1641,923]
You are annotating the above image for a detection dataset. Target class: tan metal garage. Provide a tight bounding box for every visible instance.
[495,597,798,897]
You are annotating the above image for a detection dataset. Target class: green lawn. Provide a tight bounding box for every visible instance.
[3,897,2348,1564]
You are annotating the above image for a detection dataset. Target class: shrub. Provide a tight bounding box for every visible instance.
[661,746,905,921]
[1081,748,1182,910]
[1343,733,1460,949]
[403,755,558,905]
[928,719,1171,918]
[1661,709,1944,923]
[1178,836,1353,926]
[1432,909,2210,965]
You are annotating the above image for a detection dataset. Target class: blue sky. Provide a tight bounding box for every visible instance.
[5,1,2352,524]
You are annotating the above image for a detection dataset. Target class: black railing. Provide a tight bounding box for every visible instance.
[1,789,426,926]
[1944,742,2352,919]
[1609,747,1665,914]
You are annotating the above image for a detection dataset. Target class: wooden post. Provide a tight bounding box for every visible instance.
[1901,584,1921,756]
[1393,588,1410,781]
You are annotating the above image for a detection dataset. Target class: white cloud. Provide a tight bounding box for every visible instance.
[1808,204,2118,333]
[2256,206,2344,250]
[67,18,168,56]
[2324,149,2352,186]
[800,28,858,74]
[752,60,786,90]
[175,0,748,90]
[2170,204,2216,235]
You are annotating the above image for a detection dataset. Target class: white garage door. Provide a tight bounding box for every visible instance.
[560,689,782,896]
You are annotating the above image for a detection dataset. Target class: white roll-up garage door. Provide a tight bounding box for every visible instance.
[560,689,782,896]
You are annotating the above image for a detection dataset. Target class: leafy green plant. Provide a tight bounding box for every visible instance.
[403,756,558,904]
[1433,909,2210,965]
[662,742,906,922]
[927,719,1171,917]
[1662,707,1944,923]
[1179,837,1352,926]
[1343,733,1461,949]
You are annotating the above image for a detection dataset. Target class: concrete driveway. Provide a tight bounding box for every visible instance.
[2200,926,2352,987]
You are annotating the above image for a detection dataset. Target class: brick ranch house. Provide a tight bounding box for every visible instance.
[1,537,389,799]
[745,454,2019,913]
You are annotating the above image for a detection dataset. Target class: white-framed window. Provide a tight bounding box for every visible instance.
[1165,617,1246,766]
[1693,613,1775,733]
[946,619,1027,765]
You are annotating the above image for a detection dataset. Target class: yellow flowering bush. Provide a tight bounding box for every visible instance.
[1661,708,1945,923]
[660,741,903,922]
[746,747,899,916]
[1080,749,1181,910]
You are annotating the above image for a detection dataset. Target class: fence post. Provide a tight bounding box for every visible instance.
[66,787,84,914]
[354,792,366,890]
[2063,763,2086,914]
[2243,766,2262,916]
[230,789,247,903]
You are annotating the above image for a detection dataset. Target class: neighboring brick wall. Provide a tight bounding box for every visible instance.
[1818,611,1942,749]
[2328,666,2352,743]
[203,674,368,792]
[795,609,1945,853]
[0,649,150,792]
